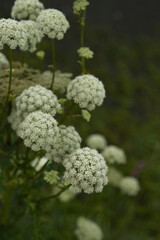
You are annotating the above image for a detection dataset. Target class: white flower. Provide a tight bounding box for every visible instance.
[63,147,108,194]
[73,0,89,14]
[108,167,123,187]
[0,19,28,50]
[46,125,82,163]
[8,107,22,132]
[67,75,106,111]
[36,9,70,40]
[77,47,94,59]
[16,85,61,119]
[102,145,127,164]
[119,177,140,196]
[86,134,107,151]
[20,20,43,52]
[11,0,44,21]
[42,70,72,94]
[75,217,103,240]
[0,52,9,69]
[17,111,59,152]
[31,156,49,171]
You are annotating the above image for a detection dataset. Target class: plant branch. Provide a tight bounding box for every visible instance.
[50,39,56,90]
[34,184,71,204]
[6,47,13,102]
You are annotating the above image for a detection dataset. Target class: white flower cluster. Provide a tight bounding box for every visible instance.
[75,217,103,240]
[77,47,94,59]
[119,177,140,196]
[16,85,61,119]
[42,70,72,94]
[0,52,9,69]
[20,20,43,52]
[46,125,81,163]
[73,0,89,14]
[11,0,44,21]
[102,145,127,164]
[0,19,27,50]
[17,111,59,152]
[86,134,107,151]
[8,107,22,132]
[67,75,106,111]
[36,9,70,40]
[108,167,123,187]
[63,147,108,194]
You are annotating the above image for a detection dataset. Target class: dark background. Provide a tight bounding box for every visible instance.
[1,0,160,36]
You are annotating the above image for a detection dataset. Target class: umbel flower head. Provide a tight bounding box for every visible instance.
[46,125,82,163]
[20,20,43,52]
[75,217,103,240]
[36,9,70,40]
[0,19,28,50]
[16,85,61,119]
[67,74,106,111]
[0,52,9,69]
[102,145,127,164]
[86,134,107,151]
[73,0,89,14]
[108,167,123,187]
[17,111,59,152]
[8,107,22,132]
[119,176,140,196]
[63,147,108,194]
[11,0,44,21]
[77,47,94,59]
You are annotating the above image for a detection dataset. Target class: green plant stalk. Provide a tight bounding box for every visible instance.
[0,183,15,225]
[39,59,43,73]
[35,184,71,204]
[6,47,13,102]
[80,10,86,74]
[50,39,56,90]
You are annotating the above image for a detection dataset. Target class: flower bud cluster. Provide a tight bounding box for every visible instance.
[67,75,106,111]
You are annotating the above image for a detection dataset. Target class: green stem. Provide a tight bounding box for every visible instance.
[59,101,74,125]
[21,51,26,66]
[6,47,13,102]
[80,10,86,47]
[35,184,71,204]
[39,59,43,73]
[0,183,15,225]
[50,39,56,90]
[80,10,86,74]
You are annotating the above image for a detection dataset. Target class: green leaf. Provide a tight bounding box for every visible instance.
[82,109,91,122]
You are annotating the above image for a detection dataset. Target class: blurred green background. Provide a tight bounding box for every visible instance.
[1,0,160,239]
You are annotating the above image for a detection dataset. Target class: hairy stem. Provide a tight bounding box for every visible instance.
[80,10,86,74]
[50,39,56,90]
